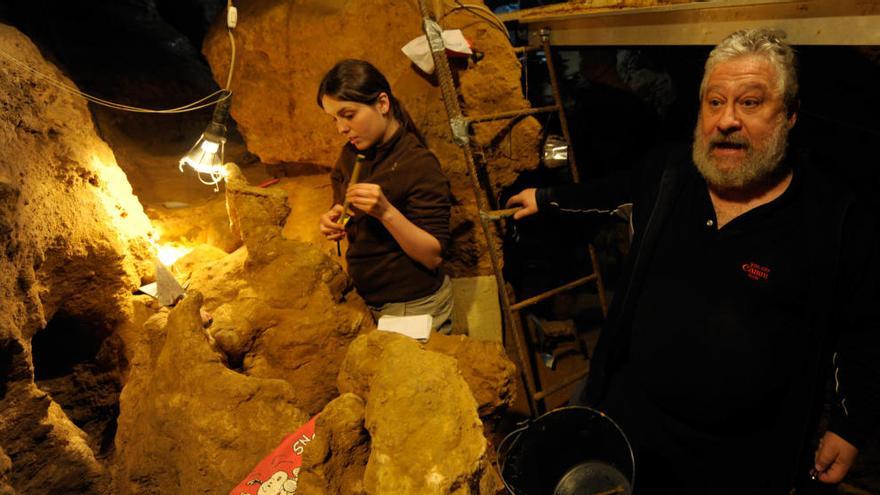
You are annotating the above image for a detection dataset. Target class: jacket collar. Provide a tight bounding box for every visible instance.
[345,125,406,164]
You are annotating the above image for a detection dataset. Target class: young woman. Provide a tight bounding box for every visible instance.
[317,59,453,333]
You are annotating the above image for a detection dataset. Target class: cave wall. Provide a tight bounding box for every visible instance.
[0,23,154,494]
[0,9,521,494]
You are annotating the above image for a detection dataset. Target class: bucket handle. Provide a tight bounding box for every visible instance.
[496,419,533,495]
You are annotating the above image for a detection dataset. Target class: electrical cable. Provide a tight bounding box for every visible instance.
[441,0,510,38]
[0,4,237,114]
[224,0,236,90]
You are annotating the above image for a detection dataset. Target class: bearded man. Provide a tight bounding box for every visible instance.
[507,29,879,493]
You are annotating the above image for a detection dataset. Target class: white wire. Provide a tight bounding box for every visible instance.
[0,6,237,114]
[225,28,235,90]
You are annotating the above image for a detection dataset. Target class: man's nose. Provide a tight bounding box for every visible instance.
[717,103,742,133]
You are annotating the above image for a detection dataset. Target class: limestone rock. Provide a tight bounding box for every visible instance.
[336,330,387,401]
[146,197,242,253]
[112,293,311,495]
[182,243,369,415]
[299,393,370,495]
[225,163,291,255]
[0,23,153,335]
[340,332,516,419]
[169,167,373,415]
[204,0,542,277]
[425,334,516,417]
[365,336,501,494]
[0,446,13,495]
[279,173,339,251]
[0,23,154,494]
[338,332,503,494]
[173,243,230,277]
[0,383,107,494]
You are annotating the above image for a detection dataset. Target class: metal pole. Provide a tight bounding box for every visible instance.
[540,28,581,184]
[418,0,539,416]
[466,105,559,124]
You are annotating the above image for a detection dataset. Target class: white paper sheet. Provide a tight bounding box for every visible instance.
[377,314,433,341]
[401,29,472,74]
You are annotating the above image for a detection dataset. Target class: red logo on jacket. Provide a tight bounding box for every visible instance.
[741,262,771,281]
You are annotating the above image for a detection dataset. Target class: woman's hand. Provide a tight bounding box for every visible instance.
[346,183,396,221]
[505,188,538,220]
[319,204,346,241]
[345,182,442,270]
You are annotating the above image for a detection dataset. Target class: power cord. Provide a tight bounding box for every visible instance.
[0,2,238,114]
[441,0,510,39]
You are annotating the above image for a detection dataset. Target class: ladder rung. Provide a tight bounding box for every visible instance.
[480,208,521,221]
[466,105,559,124]
[513,45,541,54]
[510,274,599,311]
[533,369,588,401]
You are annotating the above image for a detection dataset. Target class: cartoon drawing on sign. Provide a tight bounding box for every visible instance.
[242,467,300,495]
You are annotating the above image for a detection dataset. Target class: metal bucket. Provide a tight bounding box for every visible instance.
[499,406,635,495]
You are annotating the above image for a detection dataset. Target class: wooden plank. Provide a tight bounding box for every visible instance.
[508,0,880,46]
[513,0,796,23]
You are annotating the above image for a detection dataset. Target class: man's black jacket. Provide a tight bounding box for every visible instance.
[537,145,880,457]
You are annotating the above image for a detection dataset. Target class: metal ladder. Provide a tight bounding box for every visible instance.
[417,2,608,416]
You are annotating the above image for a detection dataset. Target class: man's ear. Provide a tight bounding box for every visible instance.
[787,99,800,128]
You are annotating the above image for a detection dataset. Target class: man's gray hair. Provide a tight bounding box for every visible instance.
[700,28,798,112]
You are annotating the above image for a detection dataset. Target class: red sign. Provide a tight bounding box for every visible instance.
[229,415,318,495]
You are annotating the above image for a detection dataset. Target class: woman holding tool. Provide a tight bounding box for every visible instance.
[335,154,364,256]
[317,59,453,333]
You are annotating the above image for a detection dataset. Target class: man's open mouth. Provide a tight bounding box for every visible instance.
[712,141,748,150]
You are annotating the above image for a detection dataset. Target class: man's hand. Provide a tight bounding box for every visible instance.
[319,204,346,241]
[505,188,538,220]
[813,431,858,484]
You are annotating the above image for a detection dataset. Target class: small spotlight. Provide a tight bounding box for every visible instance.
[179,95,232,191]
[542,134,569,169]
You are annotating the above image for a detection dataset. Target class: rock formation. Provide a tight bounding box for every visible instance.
[328,331,504,494]
[180,164,373,414]
[425,334,516,417]
[0,12,519,495]
[111,294,312,494]
[110,166,380,492]
[298,393,370,495]
[0,447,12,495]
[0,23,153,494]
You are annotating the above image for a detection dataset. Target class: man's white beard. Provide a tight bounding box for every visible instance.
[692,114,790,191]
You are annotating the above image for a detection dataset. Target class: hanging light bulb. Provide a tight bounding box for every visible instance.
[179,95,232,191]
[179,1,237,191]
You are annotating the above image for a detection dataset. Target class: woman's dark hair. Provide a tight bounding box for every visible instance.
[317,59,427,146]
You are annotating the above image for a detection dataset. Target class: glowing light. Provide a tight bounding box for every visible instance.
[178,135,229,188]
[88,153,154,246]
[179,96,232,191]
[147,231,192,267]
[156,243,192,267]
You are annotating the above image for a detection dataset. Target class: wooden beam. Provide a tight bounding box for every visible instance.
[509,0,880,46]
